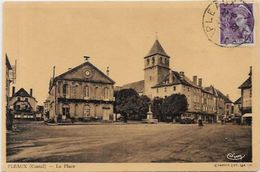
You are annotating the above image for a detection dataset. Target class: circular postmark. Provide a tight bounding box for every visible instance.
[202,0,254,48]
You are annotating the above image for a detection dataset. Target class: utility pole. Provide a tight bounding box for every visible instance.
[52,66,57,121]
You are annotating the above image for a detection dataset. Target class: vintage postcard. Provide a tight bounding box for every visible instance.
[2,0,260,171]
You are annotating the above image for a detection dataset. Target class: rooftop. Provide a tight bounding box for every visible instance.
[145,39,170,58]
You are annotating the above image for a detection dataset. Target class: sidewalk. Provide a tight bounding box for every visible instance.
[45,120,173,126]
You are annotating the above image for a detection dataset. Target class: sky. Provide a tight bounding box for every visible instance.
[3,2,257,104]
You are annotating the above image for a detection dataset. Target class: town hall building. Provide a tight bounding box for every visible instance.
[47,58,115,122]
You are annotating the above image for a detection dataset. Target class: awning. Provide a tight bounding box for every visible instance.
[242,113,252,118]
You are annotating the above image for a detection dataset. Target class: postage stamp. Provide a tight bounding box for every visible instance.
[220,3,254,45]
[202,0,254,47]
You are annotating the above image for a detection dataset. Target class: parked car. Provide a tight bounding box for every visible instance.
[180,117,195,124]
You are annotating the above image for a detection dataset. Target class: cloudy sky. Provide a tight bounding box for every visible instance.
[4,2,256,104]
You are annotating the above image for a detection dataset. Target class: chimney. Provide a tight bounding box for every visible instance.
[106,66,110,76]
[179,71,184,79]
[249,66,252,76]
[198,78,202,87]
[226,94,229,98]
[193,75,198,85]
[12,86,15,96]
[169,71,173,83]
[30,88,33,97]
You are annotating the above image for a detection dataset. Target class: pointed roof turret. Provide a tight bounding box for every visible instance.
[14,88,31,97]
[145,39,170,58]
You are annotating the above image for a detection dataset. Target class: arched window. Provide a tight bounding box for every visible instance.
[85,86,90,98]
[83,104,90,117]
[62,84,68,96]
[95,86,99,99]
[104,87,109,99]
[152,57,155,64]
[160,57,162,63]
[72,84,78,98]
[62,104,70,118]
[147,59,150,65]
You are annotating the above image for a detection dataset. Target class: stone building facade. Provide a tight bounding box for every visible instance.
[238,67,252,124]
[122,39,232,122]
[9,88,38,119]
[233,97,242,116]
[47,60,115,122]
[239,67,252,115]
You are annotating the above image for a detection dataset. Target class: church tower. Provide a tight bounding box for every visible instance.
[144,39,171,98]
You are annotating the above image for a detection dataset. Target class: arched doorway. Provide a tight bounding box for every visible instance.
[83,104,90,117]
[62,104,70,119]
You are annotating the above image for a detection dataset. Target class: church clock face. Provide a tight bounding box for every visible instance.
[83,69,93,78]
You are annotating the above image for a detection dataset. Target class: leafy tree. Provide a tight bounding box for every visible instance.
[161,94,188,121]
[114,89,151,120]
[114,89,139,119]
[152,97,164,122]
[136,95,151,120]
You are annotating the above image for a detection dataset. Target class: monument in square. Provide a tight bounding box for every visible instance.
[142,103,158,124]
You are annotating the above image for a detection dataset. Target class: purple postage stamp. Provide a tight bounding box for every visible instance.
[220,3,254,45]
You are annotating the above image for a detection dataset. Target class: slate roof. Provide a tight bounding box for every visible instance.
[215,89,233,103]
[234,97,242,104]
[14,88,31,97]
[202,86,233,103]
[152,71,201,89]
[145,39,170,58]
[238,77,251,89]
[118,80,144,93]
[13,88,38,102]
[204,86,219,96]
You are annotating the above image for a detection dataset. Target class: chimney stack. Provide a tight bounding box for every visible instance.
[198,78,202,87]
[30,88,33,97]
[179,71,184,79]
[193,75,198,85]
[12,86,15,96]
[169,71,173,83]
[226,94,229,98]
[106,66,110,76]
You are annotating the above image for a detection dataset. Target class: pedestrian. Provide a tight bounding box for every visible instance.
[198,116,203,128]
[124,113,128,123]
